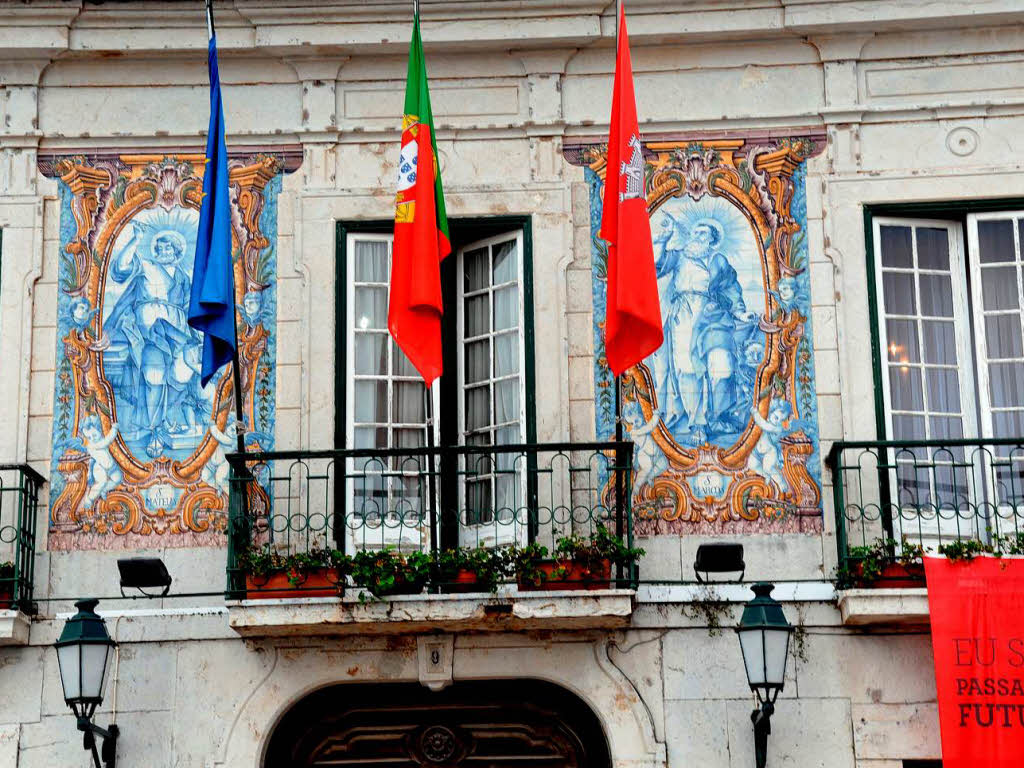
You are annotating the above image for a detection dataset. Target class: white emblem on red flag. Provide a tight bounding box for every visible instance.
[619,134,644,202]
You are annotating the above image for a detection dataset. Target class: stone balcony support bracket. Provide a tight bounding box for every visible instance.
[0,609,31,646]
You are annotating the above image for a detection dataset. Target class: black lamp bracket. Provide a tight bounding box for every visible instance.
[750,700,774,768]
[78,717,118,768]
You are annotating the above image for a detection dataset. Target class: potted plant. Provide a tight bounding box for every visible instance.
[434,547,510,594]
[351,548,431,599]
[514,527,644,591]
[0,561,13,609]
[838,538,926,588]
[237,545,349,599]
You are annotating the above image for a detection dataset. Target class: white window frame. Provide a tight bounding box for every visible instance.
[344,231,440,553]
[455,230,528,547]
[872,216,980,444]
[966,211,1024,442]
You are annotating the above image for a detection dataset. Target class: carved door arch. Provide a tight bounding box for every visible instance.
[264,679,612,768]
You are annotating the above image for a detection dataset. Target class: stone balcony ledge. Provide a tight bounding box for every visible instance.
[0,609,31,646]
[837,588,929,627]
[227,589,635,637]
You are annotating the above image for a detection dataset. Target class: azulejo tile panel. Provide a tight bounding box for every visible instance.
[40,152,286,550]
[568,136,826,535]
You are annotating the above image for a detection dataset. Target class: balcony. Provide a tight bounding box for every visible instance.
[0,464,44,645]
[224,441,638,637]
[827,438,1024,626]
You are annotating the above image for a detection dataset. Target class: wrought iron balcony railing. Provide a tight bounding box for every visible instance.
[225,441,636,599]
[0,464,45,613]
[826,438,1024,581]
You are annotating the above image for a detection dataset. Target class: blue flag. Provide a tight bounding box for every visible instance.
[189,34,236,387]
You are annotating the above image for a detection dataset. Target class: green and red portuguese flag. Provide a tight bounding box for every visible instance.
[389,12,450,387]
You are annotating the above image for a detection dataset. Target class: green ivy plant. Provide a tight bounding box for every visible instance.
[351,548,431,600]
[434,546,511,593]
[237,544,350,587]
[510,542,556,587]
[0,561,13,581]
[836,537,927,588]
[513,527,645,587]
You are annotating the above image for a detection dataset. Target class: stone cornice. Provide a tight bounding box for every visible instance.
[1,0,1023,58]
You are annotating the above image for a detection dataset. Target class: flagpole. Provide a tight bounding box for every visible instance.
[206,0,215,38]
[205,0,245,459]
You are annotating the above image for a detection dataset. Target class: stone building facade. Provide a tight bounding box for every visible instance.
[3,0,1023,766]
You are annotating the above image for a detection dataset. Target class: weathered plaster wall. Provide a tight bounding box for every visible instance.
[0,603,940,768]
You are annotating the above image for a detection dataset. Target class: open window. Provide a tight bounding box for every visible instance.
[338,221,534,553]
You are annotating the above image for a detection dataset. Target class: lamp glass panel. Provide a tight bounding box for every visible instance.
[763,628,791,686]
[56,644,82,700]
[80,644,112,701]
[738,628,766,686]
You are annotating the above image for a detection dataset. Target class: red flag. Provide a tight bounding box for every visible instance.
[599,2,662,377]
[924,555,1024,767]
[389,13,451,387]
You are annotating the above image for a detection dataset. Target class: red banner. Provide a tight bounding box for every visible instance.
[925,555,1024,767]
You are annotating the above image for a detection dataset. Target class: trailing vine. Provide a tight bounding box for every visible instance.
[681,586,733,637]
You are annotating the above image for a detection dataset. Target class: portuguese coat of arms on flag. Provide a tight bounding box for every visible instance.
[389,12,450,387]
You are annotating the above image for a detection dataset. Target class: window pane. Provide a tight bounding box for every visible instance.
[465,386,490,432]
[926,369,961,414]
[354,332,387,375]
[984,315,1024,360]
[465,294,490,337]
[882,272,916,315]
[880,226,913,268]
[493,285,519,331]
[392,342,418,377]
[465,340,489,385]
[354,286,387,329]
[889,366,925,412]
[919,274,953,317]
[921,321,956,365]
[978,219,1016,263]
[892,417,933,442]
[353,426,388,449]
[492,239,517,283]
[989,363,1024,408]
[494,379,520,424]
[393,381,426,423]
[496,424,520,446]
[465,480,492,526]
[992,410,1024,439]
[465,247,489,292]
[892,414,926,441]
[354,380,388,423]
[916,227,950,270]
[929,416,964,440]
[886,319,920,363]
[354,240,388,282]
[980,267,1020,311]
[494,332,519,377]
[353,426,388,472]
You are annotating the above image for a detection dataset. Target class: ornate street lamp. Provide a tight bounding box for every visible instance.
[54,599,120,768]
[736,583,793,768]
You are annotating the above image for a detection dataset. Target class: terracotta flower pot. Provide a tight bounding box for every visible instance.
[877,562,925,588]
[0,587,12,610]
[245,567,342,599]
[444,569,485,594]
[518,559,612,591]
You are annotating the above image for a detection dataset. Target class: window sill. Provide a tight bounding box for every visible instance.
[227,589,635,637]
[0,609,31,646]
[836,587,929,627]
